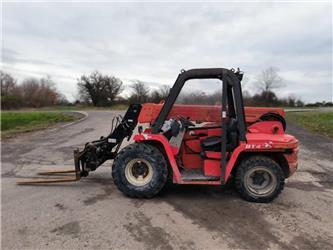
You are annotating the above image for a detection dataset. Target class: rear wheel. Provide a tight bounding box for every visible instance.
[112,143,168,198]
[259,113,286,131]
[235,156,284,203]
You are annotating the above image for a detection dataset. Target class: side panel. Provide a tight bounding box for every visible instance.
[133,134,222,185]
[138,103,285,124]
[181,153,202,169]
[225,135,299,182]
[204,159,221,176]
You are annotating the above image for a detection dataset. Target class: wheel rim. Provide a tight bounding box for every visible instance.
[244,167,277,197]
[125,158,153,186]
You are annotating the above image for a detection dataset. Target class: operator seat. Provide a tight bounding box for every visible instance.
[201,118,238,152]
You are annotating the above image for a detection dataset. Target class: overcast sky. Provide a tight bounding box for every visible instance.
[2,1,332,102]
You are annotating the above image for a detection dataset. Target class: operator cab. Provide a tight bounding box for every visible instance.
[201,117,239,152]
[154,68,246,181]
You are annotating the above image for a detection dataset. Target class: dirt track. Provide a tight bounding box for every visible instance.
[2,111,333,249]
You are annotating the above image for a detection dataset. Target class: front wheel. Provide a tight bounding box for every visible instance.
[112,143,168,198]
[235,156,285,203]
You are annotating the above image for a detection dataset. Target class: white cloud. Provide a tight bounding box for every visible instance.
[2,2,332,102]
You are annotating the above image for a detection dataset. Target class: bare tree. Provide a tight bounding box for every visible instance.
[21,78,41,107]
[21,76,61,107]
[77,71,123,106]
[39,76,61,106]
[1,72,66,109]
[158,85,171,99]
[256,67,284,92]
[129,80,150,103]
[1,71,18,96]
[149,85,170,103]
[1,71,23,109]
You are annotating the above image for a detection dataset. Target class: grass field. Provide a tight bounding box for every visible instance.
[286,111,333,138]
[1,111,80,136]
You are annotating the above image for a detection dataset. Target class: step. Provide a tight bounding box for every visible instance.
[181,169,220,181]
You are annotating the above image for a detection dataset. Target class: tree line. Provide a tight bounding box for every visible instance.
[1,71,67,109]
[76,71,170,106]
[1,68,332,110]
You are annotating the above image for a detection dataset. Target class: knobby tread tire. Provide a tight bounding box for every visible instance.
[112,143,168,198]
[259,113,287,131]
[235,156,285,203]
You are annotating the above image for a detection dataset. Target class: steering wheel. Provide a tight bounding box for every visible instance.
[177,116,195,128]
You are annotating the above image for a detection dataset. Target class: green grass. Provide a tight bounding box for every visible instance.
[286,111,333,138]
[1,111,80,136]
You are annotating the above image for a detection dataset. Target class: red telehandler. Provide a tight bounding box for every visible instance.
[18,68,298,203]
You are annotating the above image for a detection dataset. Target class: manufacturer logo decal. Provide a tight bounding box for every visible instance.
[246,141,273,149]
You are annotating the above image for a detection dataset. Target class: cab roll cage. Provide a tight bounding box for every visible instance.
[151,68,247,180]
[151,68,247,142]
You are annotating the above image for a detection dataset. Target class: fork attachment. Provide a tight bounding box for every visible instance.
[17,104,142,185]
[17,149,83,185]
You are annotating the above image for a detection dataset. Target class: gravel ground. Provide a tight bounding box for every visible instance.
[1,111,333,250]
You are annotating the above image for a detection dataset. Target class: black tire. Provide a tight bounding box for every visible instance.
[222,175,235,190]
[235,156,285,203]
[259,112,286,131]
[112,143,168,198]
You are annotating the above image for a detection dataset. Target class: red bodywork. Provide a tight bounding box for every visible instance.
[133,104,298,185]
[138,103,285,124]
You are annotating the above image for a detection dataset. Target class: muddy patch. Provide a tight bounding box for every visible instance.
[160,185,289,249]
[51,221,80,238]
[304,211,321,221]
[82,180,113,205]
[1,164,24,178]
[55,203,67,211]
[306,170,333,189]
[124,211,174,250]
[290,233,333,249]
[1,142,34,160]
[17,226,28,236]
[286,181,327,192]
[131,199,145,209]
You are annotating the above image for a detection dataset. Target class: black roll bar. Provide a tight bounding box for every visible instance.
[151,68,247,142]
